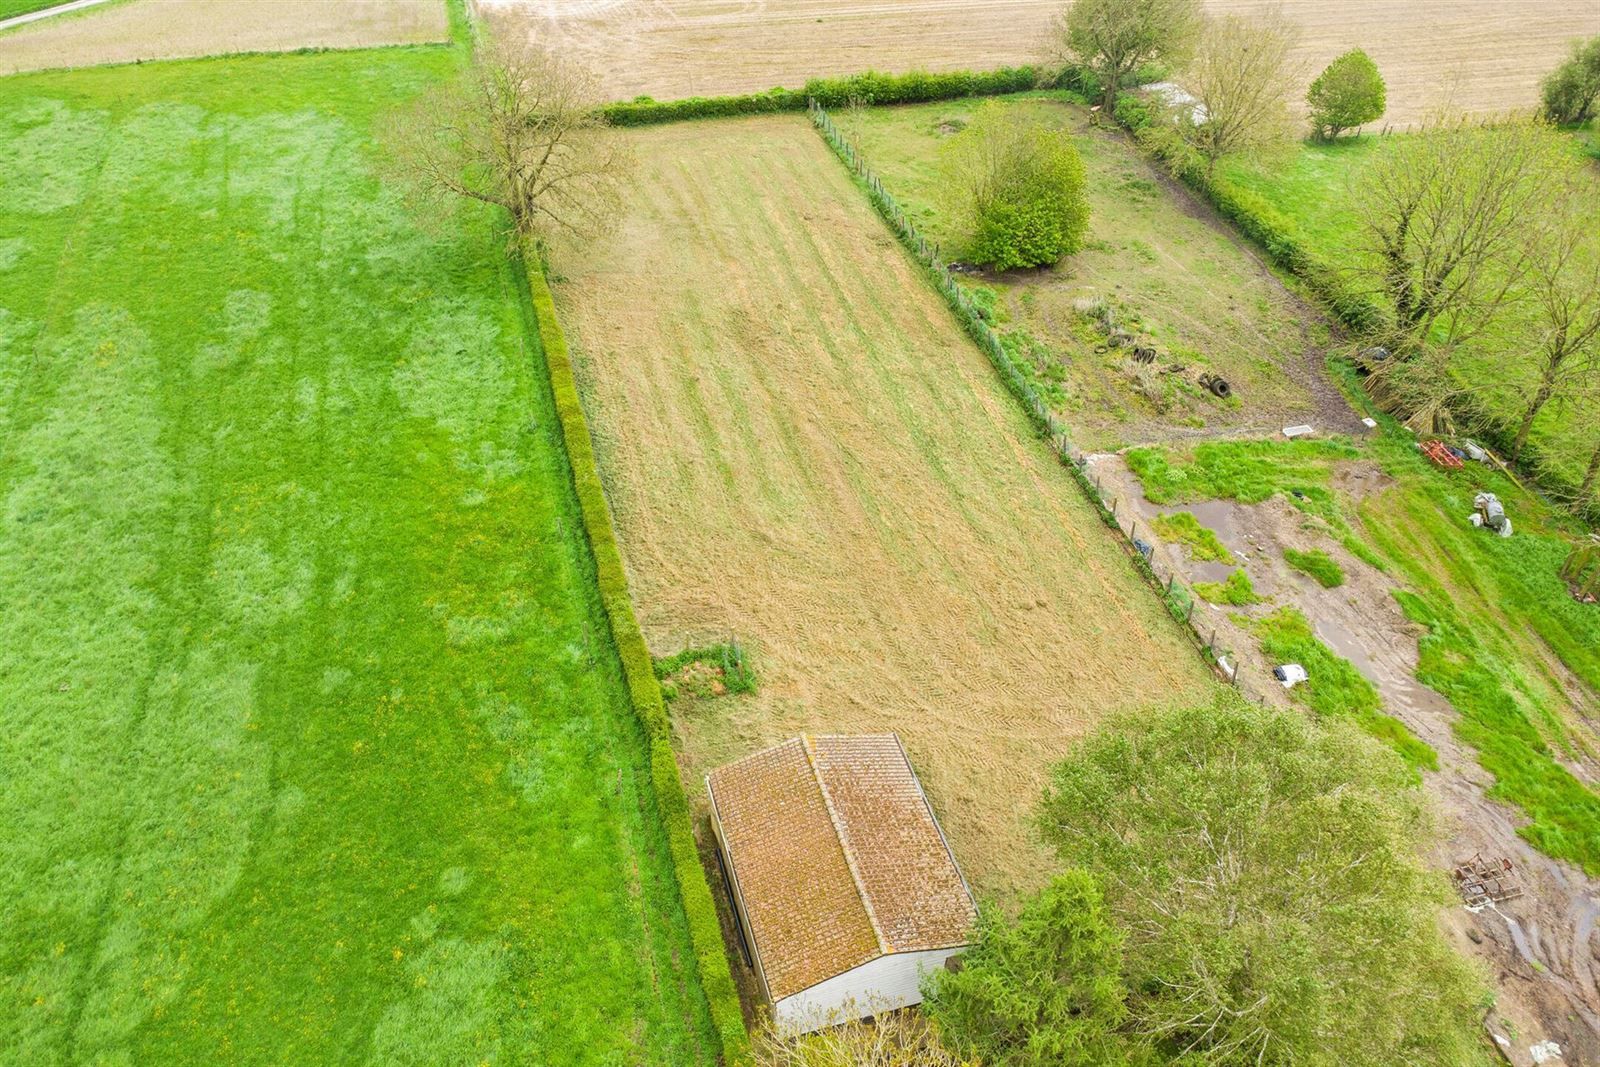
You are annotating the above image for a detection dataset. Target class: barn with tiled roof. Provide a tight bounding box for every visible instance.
[705,734,977,1033]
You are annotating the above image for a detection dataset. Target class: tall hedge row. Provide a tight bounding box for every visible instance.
[602,66,1055,126]
[522,261,749,1063]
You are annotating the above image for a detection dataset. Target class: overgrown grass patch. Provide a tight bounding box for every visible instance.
[847,94,1331,448]
[1127,438,1358,512]
[1284,547,1345,588]
[1252,608,1437,775]
[1153,511,1233,563]
[0,48,715,1065]
[1193,568,1263,605]
[1396,592,1600,872]
[655,642,756,700]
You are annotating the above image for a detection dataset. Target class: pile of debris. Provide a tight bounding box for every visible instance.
[1470,492,1514,538]
[1561,540,1600,604]
[1077,298,1232,399]
[1452,852,1524,907]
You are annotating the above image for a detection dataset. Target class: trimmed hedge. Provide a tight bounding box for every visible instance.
[522,260,749,1063]
[602,66,1053,126]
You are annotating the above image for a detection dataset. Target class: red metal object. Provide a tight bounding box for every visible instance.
[1422,439,1463,470]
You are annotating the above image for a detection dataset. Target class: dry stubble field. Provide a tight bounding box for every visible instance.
[0,0,448,75]
[496,0,1600,125]
[552,115,1214,899]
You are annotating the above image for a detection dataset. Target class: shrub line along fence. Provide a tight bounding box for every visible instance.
[602,66,1058,126]
[521,260,749,1064]
[808,102,1238,681]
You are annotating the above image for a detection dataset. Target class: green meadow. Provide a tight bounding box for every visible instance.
[0,44,714,1067]
[0,0,60,21]
[1216,133,1600,488]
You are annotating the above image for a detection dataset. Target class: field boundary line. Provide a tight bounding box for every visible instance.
[600,65,1066,127]
[522,256,749,1064]
[0,0,113,34]
[807,100,1234,680]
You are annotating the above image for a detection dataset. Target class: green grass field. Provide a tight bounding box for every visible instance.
[0,46,715,1066]
[0,0,60,22]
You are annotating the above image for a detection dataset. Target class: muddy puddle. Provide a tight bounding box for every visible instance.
[1086,450,1600,1067]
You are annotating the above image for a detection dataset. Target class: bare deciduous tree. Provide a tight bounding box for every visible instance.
[1052,0,1203,114]
[1175,6,1302,170]
[1508,175,1600,460]
[380,17,631,247]
[1351,119,1568,353]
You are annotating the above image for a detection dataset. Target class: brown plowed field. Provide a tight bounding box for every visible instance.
[0,0,447,75]
[491,0,1600,126]
[551,115,1213,900]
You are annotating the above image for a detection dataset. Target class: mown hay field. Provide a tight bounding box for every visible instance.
[492,0,1600,126]
[552,115,1215,901]
[0,0,449,76]
[0,47,715,1064]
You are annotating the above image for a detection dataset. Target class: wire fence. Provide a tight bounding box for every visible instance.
[808,100,1242,689]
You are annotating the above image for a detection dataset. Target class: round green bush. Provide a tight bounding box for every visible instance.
[1307,48,1386,139]
[952,105,1090,271]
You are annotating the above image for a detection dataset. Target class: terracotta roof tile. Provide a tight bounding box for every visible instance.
[810,735,977,953]
[707,734,976,1001]
[708,738,880,1000]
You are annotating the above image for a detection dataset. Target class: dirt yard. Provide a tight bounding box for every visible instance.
[1087,451,1600,1067]
[0,0,448,74]
[552,114,1214,902]
[492,0,1600,126]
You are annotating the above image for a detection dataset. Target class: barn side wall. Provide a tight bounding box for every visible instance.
[773,947,963,1034]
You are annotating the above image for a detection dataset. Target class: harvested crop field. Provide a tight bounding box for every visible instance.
[489,0,1600,126]
[0,0,448,76]
[552,114,1214,900]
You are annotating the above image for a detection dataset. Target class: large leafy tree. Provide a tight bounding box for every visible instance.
[942,102,1089,271]
[925,870,1135,1066]
[1053,0,1203,114]
[1508,171,1600,461]
[1540,36,1600,125]
[1307,48,1387,139]
[1038,696,1491,1066]
[1352,119,1568,353]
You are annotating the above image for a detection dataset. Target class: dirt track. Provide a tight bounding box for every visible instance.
[1088,453,1600,1067]
[492,0,1600,126]
[552,115,1214,901]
